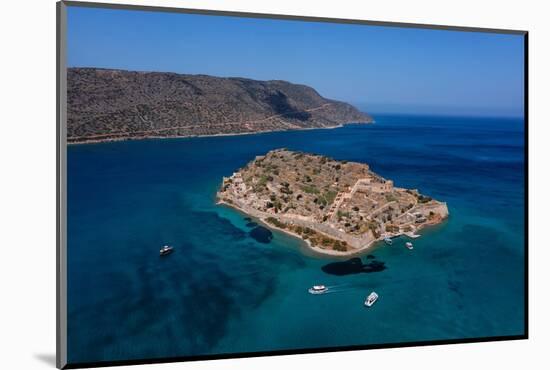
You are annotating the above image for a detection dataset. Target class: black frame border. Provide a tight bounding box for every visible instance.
[56,1,529,368]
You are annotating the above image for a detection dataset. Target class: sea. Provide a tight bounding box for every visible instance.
[67,114,526,364]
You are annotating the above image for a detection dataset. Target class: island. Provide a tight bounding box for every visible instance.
[217,149,449,255]
[67,68,372,144]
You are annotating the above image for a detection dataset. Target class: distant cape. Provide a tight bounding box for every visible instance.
[67,68,372,143]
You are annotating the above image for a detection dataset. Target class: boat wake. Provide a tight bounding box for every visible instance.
[316,284,360,294]
[317,269,470,294]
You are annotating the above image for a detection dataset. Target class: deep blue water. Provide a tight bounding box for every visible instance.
[67,115,525,364]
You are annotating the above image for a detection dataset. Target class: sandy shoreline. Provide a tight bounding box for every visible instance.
[217,199,381,257]
[66,122,363,145]
[217,197,449,258]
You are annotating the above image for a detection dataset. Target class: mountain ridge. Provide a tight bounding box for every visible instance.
[67,68,372,143]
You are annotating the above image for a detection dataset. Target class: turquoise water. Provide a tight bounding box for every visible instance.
[67,115,525,364]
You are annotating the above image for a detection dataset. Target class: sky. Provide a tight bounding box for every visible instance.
[67,6,525,117]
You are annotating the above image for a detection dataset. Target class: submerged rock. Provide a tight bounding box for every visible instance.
[249,226,273,244]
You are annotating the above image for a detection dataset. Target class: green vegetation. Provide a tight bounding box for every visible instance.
[218,149,448,255]
[366,221,380,238]
[257,174,269,187]
[265,217,348,251]
[280,186,293,194]
[337,210,350,219]
[301,184,320,194]
[266,217,287,229]
[417,195,432,203]
[333,241,347,251]
[386,224,400,233]
[323,190,338,205]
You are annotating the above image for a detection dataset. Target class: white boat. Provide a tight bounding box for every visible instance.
[364,291,379,307]
[405,242,414,250]
[384,237,393,245]
[160,245,174,256]
[308,285,328,294]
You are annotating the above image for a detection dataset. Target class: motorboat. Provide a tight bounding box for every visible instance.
[384,237,393,245]
[405,242,414,250]
[308,285,328,294]
[364,291,379,307]
[160,245,174,256]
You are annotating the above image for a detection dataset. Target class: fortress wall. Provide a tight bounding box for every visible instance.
[419,202,449,218]
[276,215,374,249]
[365,180,393,193]
[221,193,373,249]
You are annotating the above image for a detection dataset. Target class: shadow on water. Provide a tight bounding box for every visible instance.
[321,257,386,276]
[67,207,291,362]
[249,226,273,243]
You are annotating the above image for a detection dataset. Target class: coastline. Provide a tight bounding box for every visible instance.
[66,122,367,145]
[218,199,383,257]
[66,110,524,357]
[215,148,449,257]
[217,197,449,258]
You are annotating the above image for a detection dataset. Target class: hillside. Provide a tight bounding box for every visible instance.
[67,68,372,143]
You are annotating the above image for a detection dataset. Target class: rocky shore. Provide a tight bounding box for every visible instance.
[217,149,449,256]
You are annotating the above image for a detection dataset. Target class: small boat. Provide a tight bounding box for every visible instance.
[308,285,328,294]
[364,291,379,307]
[384,237,393,245]
[159,245,174,256]
[405,242,414,250]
